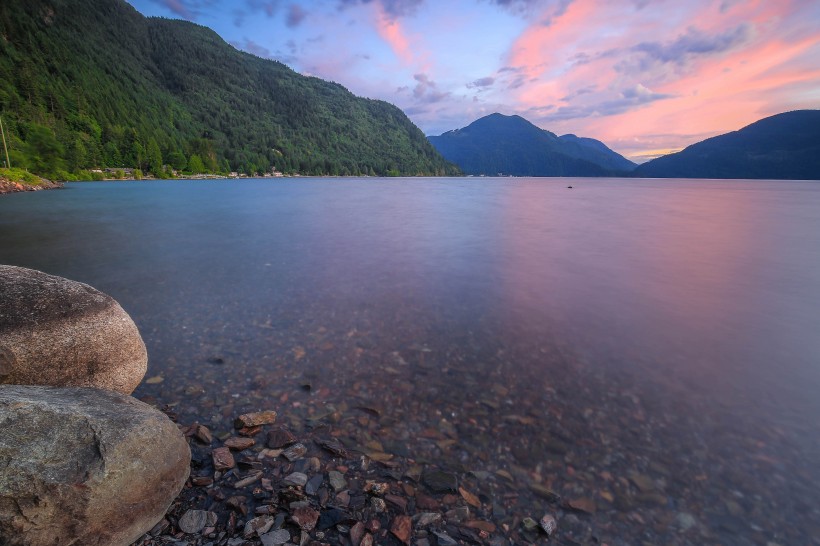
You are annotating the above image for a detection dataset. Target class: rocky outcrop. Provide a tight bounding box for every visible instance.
[0,177,62,195]
[0,385,190,546]
[0,265,147,394]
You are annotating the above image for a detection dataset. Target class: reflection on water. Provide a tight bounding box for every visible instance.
[2,178,820,544]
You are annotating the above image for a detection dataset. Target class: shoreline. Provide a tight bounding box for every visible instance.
[0,175,63,195]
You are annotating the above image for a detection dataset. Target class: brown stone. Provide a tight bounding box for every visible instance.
[193,424,213,444]
[291,506,320,531]
[213,446,236,470]
[390,515,412,545]
[0,265,147,394]
[224,436,256,450]
[267,427,297,448]
[235,410,277,428]
[464,520,496,533]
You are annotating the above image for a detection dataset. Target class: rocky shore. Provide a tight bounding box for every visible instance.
[0,265,189,545]
[0,174,62,194]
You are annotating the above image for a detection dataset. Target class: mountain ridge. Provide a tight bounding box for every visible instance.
[428,113,636,177]
[632,110,820,180]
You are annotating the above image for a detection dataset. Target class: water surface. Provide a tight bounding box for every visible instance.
[2,178,819,544]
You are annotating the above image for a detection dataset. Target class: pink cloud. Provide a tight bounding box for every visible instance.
[495,0,820,161]
[375,7,414,63]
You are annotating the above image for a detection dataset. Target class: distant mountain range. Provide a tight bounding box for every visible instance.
[428,113,636,177]
[633,110,820,180]
[0,0,457,178]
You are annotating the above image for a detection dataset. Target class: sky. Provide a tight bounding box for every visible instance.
[126,0,820,162]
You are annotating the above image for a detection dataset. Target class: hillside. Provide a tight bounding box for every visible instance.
[632,110,820,180]
[0,0,458,178]
[428,113,635,177]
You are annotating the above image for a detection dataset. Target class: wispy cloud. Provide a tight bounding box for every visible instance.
[411,73,450,103]
[467,76,495,89]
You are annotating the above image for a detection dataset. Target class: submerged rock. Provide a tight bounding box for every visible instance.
[0,385,190,546]
[0,265,147,394]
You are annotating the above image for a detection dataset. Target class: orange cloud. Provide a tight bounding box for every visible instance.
[375,6,414,64]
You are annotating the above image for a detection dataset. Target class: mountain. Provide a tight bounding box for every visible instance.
[633,111,820,180]
[427,113,636,177]
[0,0,458,178]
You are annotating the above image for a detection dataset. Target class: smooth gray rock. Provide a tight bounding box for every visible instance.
[0,385,191,546]
[0,265,147,394]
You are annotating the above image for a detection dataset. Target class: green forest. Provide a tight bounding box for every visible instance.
[0,0,459,180]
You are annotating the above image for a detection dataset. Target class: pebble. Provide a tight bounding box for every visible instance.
[305,474,324,495]
[432,531,459,546]
[423,470,458,493]
[178,510,211,534]
[212,447,236,471]
[235,410,278,428]
[349,521,366,546]
[291,506,319,531]
[370,497,387,513]
[676,512,697,531]
[283,472,308,486]
[244,515,275,538]
[539,514,557,536]
[224,436,256,451]
[328,470,347,492]
[260,529,291,545]
[282,443,307,461]
[267,427,297,448]
[414,512,442,528]
[390,515,413,545]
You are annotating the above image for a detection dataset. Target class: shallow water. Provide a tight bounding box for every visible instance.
[2,178,820,544]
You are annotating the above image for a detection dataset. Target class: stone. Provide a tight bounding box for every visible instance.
[676,512,697,531]
[328,470,347,492]
[415,512,442,528]
[267,427,297,448]
[282,443,307,461]
[305,474,324,495]
[291,506,319,531]
[284,472,308,486]
[390,515,412,545]
[244,515,275,538]
[212,446,236,470]
[433,531,458,546]
[422,470,458,493]
[349,521,365,546]
[260,528,291,545]
[539,514,557,536]
[179,510,213,534]
[235,411,277,428]
[0,265,147,394]
[224,436,256,450]
[0,385,190,546]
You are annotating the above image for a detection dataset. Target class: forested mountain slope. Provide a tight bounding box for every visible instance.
[632,111,820,180]
[428,114,635,177]
[0,0,458,178]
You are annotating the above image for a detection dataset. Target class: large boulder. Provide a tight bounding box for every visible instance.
[0,265,147,394]
[0,385,191,546]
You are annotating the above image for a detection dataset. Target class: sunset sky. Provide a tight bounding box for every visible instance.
[126,0,820,162]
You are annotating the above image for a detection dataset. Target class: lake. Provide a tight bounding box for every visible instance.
[2,178,819,545]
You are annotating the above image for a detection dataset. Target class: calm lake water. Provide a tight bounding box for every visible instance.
[2,178,820,544]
